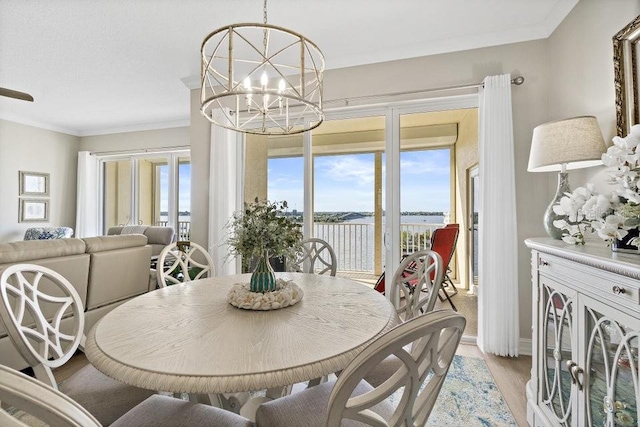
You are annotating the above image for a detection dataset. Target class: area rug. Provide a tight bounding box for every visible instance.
[426,355,517,426]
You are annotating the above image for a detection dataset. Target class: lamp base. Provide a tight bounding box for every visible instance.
[544,172,570,240]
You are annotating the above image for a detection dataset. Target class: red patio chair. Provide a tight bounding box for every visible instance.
[430,224,459,311]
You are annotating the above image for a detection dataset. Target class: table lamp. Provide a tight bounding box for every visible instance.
[528,116,607,239]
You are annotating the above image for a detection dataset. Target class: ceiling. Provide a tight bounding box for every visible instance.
[0,0,578,137]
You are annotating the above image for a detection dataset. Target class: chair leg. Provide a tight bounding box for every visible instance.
[440,274,458,311]
[442,286,457,311]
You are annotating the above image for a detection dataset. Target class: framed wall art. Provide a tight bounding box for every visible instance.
[19,171,50,196]
[613,14,640,136]
[19,199,49,223]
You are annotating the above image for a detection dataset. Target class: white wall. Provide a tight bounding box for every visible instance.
[546,0,640,192]
[0,119,79,242]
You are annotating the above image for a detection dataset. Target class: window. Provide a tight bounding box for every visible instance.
[100,151,190,239]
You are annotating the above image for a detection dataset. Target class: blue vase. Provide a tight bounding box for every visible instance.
[250,253,277,292]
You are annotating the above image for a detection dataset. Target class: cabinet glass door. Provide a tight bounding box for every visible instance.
[541,280,576,426]
[584,303,639,427]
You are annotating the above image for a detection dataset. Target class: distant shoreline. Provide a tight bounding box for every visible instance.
[160,211,445,217]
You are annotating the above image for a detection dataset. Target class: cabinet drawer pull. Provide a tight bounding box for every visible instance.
[612,285,626,295]
[540,260,549,267]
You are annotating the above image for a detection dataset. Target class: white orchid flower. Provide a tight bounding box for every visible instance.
[552,204,566,215]
[582,194,610,219]
[553,219,568,229]
[597,225,628,241]
[561,235,578,244]
[612,136,627,148]
[605,214,626,228]
[630,124,640,140]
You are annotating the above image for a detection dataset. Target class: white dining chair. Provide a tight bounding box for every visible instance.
[364,250,445,388]
[0,263,155,426]
[289,238,337,276]
[255,310,466,427]
[156,241,215,287]
[0,364,255,427]
[0,363,101,427]
[390,250,444,322]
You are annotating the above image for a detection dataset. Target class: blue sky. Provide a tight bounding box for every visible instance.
[159,163,191,212]
[268,149,450,212]
[159,150,450,213]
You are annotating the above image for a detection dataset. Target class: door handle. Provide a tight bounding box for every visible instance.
[566,361,584,390]
[570,364,584,391]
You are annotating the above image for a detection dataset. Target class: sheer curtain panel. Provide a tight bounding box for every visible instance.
[208,109,242,276]
[478,74,520,357]
[75,151,99,238]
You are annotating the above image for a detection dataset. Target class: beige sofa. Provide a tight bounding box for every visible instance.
[107,226,174,257]
[0,235,152,370]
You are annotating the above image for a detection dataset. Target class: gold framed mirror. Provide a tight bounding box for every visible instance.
[614,15,640,136]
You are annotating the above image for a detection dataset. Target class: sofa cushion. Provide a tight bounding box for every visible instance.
[83,235,148,253]
[85,244,152,310]
[108,226,174,257]
[0,238,86,264]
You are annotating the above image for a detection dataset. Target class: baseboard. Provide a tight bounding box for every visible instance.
[519,338,532,356]
[459,336,532,357]
[460,334,477,346]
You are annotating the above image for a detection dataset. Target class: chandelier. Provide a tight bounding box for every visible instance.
[200,0,325,135]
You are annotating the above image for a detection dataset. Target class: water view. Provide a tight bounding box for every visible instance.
[160,213,446,272]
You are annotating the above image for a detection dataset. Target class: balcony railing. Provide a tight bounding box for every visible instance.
[314,222,443,273]
[155,220,442,273]
[155,221,191,241]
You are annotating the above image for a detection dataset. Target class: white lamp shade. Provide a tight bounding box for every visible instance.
[527,116,607,172]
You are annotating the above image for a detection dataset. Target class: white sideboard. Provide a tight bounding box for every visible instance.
[525,238,640,427]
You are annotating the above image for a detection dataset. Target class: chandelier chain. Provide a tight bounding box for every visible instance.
[263,0,268,25]
[262,0,268,55]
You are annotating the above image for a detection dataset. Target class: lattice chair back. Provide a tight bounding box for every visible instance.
[289,238,337,276]
[156,241,215,287]
[389,250,444,322]
[326,310,466,427]
[0,364,101,427]
[0,264,85,389]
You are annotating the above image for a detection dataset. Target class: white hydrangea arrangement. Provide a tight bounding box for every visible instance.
[552,124,640,247]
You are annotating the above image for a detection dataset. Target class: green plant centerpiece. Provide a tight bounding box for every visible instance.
[226,198,303,292]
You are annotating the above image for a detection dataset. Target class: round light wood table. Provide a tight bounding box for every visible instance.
[85,272,397,395]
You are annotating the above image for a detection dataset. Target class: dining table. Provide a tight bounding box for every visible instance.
[84,272,398,406]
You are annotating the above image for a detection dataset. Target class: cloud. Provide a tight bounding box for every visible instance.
[400,150,450,175]
[316,155,375,186]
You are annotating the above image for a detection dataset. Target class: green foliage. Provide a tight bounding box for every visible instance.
[226,198,303,265]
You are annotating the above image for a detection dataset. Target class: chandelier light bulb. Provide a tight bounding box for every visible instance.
[244,77,253,112]
[260,72,268,90]
[278,79,285,114]
[263,93,270,111]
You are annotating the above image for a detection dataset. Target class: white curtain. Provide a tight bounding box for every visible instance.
[75,151,99,237]
[478,74,520,357]
[208,109,242,276]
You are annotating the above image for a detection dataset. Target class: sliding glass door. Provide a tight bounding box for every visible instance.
[100,150,190,238]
